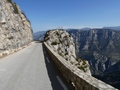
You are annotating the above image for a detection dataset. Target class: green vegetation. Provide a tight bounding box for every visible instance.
[76,58,87,64]
[78,66,86,72]
[44,30,52,41]
[45,37,49,41]
[21,11,31,24]
[7,0,19,14]
[56,32,59,36]
[84,65,88,68]
[8,36,13,40]
[76,58,81,62]
[65,52,68,55]
[13,3,19,14]
[58,53,62,57]
[81,59,87,65]
[57,47,61,51]
[76,58,88,72]
[7,0,31,21]
[51,42,58,45]
[66,44,69,47]
[7,0,12,3]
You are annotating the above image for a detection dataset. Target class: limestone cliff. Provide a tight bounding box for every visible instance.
[68,29,120,75]
[0,0,33,57]
[68,29,120,89]
[44,30,91,75]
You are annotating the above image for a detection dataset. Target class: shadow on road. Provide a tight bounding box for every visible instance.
[42,45,64,90]
[42,44,75,90]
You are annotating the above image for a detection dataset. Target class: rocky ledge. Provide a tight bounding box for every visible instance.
[44,29,91,75]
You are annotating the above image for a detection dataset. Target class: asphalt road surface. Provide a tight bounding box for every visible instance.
[0,43,69,90]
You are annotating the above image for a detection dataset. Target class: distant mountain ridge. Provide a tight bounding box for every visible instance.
[66,27,91,31]
[33,31,46,40]
[66,26,120,31]
[33,26,120,41]
[103,26,120,30]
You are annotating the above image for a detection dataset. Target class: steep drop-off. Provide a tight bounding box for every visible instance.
[0,0,33,56]
[68,29,120,89]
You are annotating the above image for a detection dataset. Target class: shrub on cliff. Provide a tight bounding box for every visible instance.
[51,42,58,45]
[7,0,19,14]
[13,3,19,14]
[7,0,12,3]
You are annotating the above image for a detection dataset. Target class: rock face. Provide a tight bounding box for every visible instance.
[0,0,33,56]
[68,29,120,89]
[44,30,91,74]
[68,29,120,75]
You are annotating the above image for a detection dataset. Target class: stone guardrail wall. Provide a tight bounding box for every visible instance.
[44,42,118,90]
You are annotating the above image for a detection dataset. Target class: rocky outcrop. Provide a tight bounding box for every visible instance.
[44,30,91,74]
[0,0,33,57]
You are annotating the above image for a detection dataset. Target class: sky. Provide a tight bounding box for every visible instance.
[13,0,120,32]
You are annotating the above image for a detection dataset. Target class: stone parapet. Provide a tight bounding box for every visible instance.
[44,42,118,90]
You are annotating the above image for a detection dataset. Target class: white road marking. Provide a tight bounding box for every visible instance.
[46,57,50,63]
[56,76,68,90]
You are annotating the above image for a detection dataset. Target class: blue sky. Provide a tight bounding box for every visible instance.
[13,0,120,32]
